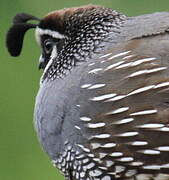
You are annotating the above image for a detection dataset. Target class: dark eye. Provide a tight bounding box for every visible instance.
[44,39,54,54]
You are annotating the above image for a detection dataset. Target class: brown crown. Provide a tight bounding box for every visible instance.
[38,5,105,34]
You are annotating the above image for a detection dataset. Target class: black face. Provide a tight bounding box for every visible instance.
[39,35,65,70]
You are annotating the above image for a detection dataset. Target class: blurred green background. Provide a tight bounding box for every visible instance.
[1,0,169,180]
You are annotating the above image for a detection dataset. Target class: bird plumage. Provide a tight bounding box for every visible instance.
[6,5,169,180]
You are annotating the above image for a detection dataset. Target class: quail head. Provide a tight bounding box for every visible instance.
[6,5,169,180]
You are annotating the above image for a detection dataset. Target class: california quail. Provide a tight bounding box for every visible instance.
[6,5,169,180]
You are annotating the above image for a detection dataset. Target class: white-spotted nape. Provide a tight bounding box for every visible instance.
[35,27,65,45]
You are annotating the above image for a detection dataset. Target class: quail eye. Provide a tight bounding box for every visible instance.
[44,39,54,54]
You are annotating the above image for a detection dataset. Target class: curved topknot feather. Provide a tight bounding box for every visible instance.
[13,13,40,24]
[6,13,40,57]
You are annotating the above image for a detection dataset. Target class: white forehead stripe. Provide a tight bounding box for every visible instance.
[35,27,65,44]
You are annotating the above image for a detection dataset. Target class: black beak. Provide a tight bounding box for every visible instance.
[38,62,47,70]
[38,55,49,70]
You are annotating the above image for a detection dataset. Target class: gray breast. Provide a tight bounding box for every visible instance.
[34,11,169,180]
[34,49,169,180]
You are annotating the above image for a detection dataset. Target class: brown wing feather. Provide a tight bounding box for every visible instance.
[78,34,169,179]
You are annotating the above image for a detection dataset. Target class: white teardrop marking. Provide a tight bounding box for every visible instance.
[90,93,116,101]
[80,117,91,122]
[88,84,106,89]
[87,122,105,128]
[130,109,157,116]
[106,107,129,115]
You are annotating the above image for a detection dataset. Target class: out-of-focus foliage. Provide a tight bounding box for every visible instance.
[1,0,169,180]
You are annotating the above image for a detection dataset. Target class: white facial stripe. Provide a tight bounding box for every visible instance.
[40,46,57,85]
[43,46,57,74]
[35,27,65,44]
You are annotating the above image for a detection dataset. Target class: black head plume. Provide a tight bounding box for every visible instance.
[6,13,40,57]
